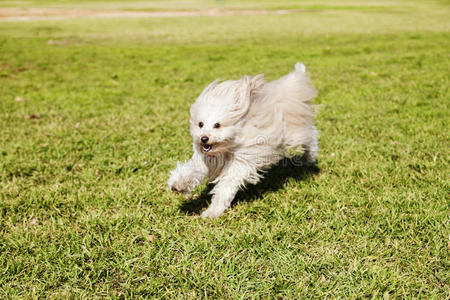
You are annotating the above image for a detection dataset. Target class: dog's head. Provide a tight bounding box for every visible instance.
[190,75,265,156]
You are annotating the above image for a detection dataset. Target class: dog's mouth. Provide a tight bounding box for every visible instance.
[202,144,213,152]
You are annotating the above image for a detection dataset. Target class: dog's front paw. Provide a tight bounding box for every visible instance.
[201,205,226,218]
[167,177,190,195]
[168,182,189,194]
[167,168,192,195]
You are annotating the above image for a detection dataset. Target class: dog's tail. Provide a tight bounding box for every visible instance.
[287,62,317,103]
[259,62,318,150]
[262,62,317,104]
[294,62,306,73]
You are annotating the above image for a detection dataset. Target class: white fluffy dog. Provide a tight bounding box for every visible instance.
[168,62,318,218]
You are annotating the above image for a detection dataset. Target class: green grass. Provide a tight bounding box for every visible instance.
[1,0,449,298]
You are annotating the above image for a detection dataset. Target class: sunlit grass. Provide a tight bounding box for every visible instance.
[0,0,449,298]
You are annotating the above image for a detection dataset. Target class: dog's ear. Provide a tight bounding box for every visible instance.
[249,74,265,97]
[232,75,265,119]
[198,79,219,99]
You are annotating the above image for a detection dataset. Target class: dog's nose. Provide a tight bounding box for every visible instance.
[201,136,209,144]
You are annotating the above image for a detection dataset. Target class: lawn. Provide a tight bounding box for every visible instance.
[0,0,449,298]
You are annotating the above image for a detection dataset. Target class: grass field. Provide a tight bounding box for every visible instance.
[1,0,449,298]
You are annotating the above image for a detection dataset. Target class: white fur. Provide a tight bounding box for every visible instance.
[168,62,318,218]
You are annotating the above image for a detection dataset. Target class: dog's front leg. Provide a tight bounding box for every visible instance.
[201,161,255,218]
[167,152,208,196]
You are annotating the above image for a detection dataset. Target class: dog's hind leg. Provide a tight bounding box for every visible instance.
[302,125,319,165]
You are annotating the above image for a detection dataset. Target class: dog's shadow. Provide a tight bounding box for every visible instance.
[179,155,320,215]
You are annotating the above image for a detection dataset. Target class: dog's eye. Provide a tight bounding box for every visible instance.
[199,122,204,128]
[214,123,221,128]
